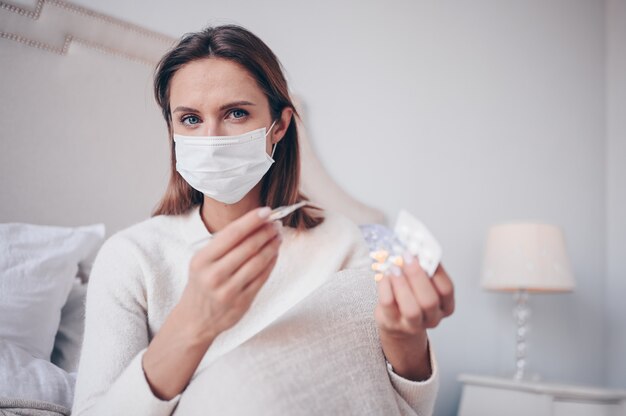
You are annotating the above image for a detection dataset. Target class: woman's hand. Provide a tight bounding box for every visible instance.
[375,254,454,381]
[143,206,282,400]
[181,206,282,341]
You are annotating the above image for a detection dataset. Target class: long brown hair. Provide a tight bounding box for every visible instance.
[151,25,322,230]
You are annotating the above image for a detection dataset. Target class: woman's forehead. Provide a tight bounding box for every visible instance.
[169,57,265,111]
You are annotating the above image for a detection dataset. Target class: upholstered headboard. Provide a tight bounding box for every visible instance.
[0,0,385,236]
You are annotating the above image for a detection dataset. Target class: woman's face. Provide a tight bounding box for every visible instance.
[169,57,280,154]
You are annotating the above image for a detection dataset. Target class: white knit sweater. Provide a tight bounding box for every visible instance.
[72,206,439,415]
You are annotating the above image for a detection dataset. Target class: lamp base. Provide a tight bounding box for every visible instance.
[513,289,530,381]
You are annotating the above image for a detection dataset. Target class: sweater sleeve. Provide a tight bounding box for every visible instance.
[71,235,180,416]
[387,346,440,416]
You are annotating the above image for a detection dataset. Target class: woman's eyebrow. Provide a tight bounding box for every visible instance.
[218,100,255,110]
[172,106,199,113]
[172,101,255,114]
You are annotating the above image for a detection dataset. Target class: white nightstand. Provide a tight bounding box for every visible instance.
[458,374,626,416]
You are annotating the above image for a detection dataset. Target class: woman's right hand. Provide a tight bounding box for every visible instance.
[182,206,282,342]
[142,206,281,400]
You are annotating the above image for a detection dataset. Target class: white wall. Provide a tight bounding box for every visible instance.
[31,0,624,414]
[606,0,626,389]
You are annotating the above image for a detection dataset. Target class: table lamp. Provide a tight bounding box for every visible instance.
[481,222,575,381]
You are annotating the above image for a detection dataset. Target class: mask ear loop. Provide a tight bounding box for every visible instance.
[267,119,278,158]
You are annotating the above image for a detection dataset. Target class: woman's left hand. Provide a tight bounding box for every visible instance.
[374,253,455,381]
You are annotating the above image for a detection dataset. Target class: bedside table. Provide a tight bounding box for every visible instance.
[458,374,626,416]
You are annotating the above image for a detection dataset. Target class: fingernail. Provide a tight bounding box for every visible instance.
[391,266,402,277]
[403,251,415,265]
[258,207,271,218]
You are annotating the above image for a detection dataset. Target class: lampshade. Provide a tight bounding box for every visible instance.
[481,222,575,293]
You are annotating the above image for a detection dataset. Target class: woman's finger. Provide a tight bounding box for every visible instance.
[219,234,282,297]
[431,264,455,317]
[211,221,280,286]
[197,207,273,263]
[238,249,279,304]
[376,274,400,323]
[402,254,443,328]
[388,268,422,324]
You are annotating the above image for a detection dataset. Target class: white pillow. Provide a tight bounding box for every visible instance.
[51,280,88,373]
[0,339,75,410]
[0,223,105,361]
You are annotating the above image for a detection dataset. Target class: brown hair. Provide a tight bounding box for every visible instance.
[151,25,322,230]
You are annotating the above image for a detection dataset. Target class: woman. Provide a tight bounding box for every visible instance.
[72,25,454,416]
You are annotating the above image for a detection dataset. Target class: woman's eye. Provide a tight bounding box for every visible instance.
[181,115,201,125]
[228,109,249,120]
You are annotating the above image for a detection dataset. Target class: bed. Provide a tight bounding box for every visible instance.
[0,1,386,414]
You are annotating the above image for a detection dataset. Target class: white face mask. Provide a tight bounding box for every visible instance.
[173,120,278,204]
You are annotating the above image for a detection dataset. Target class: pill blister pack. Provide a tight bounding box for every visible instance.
[360,210,442,281]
